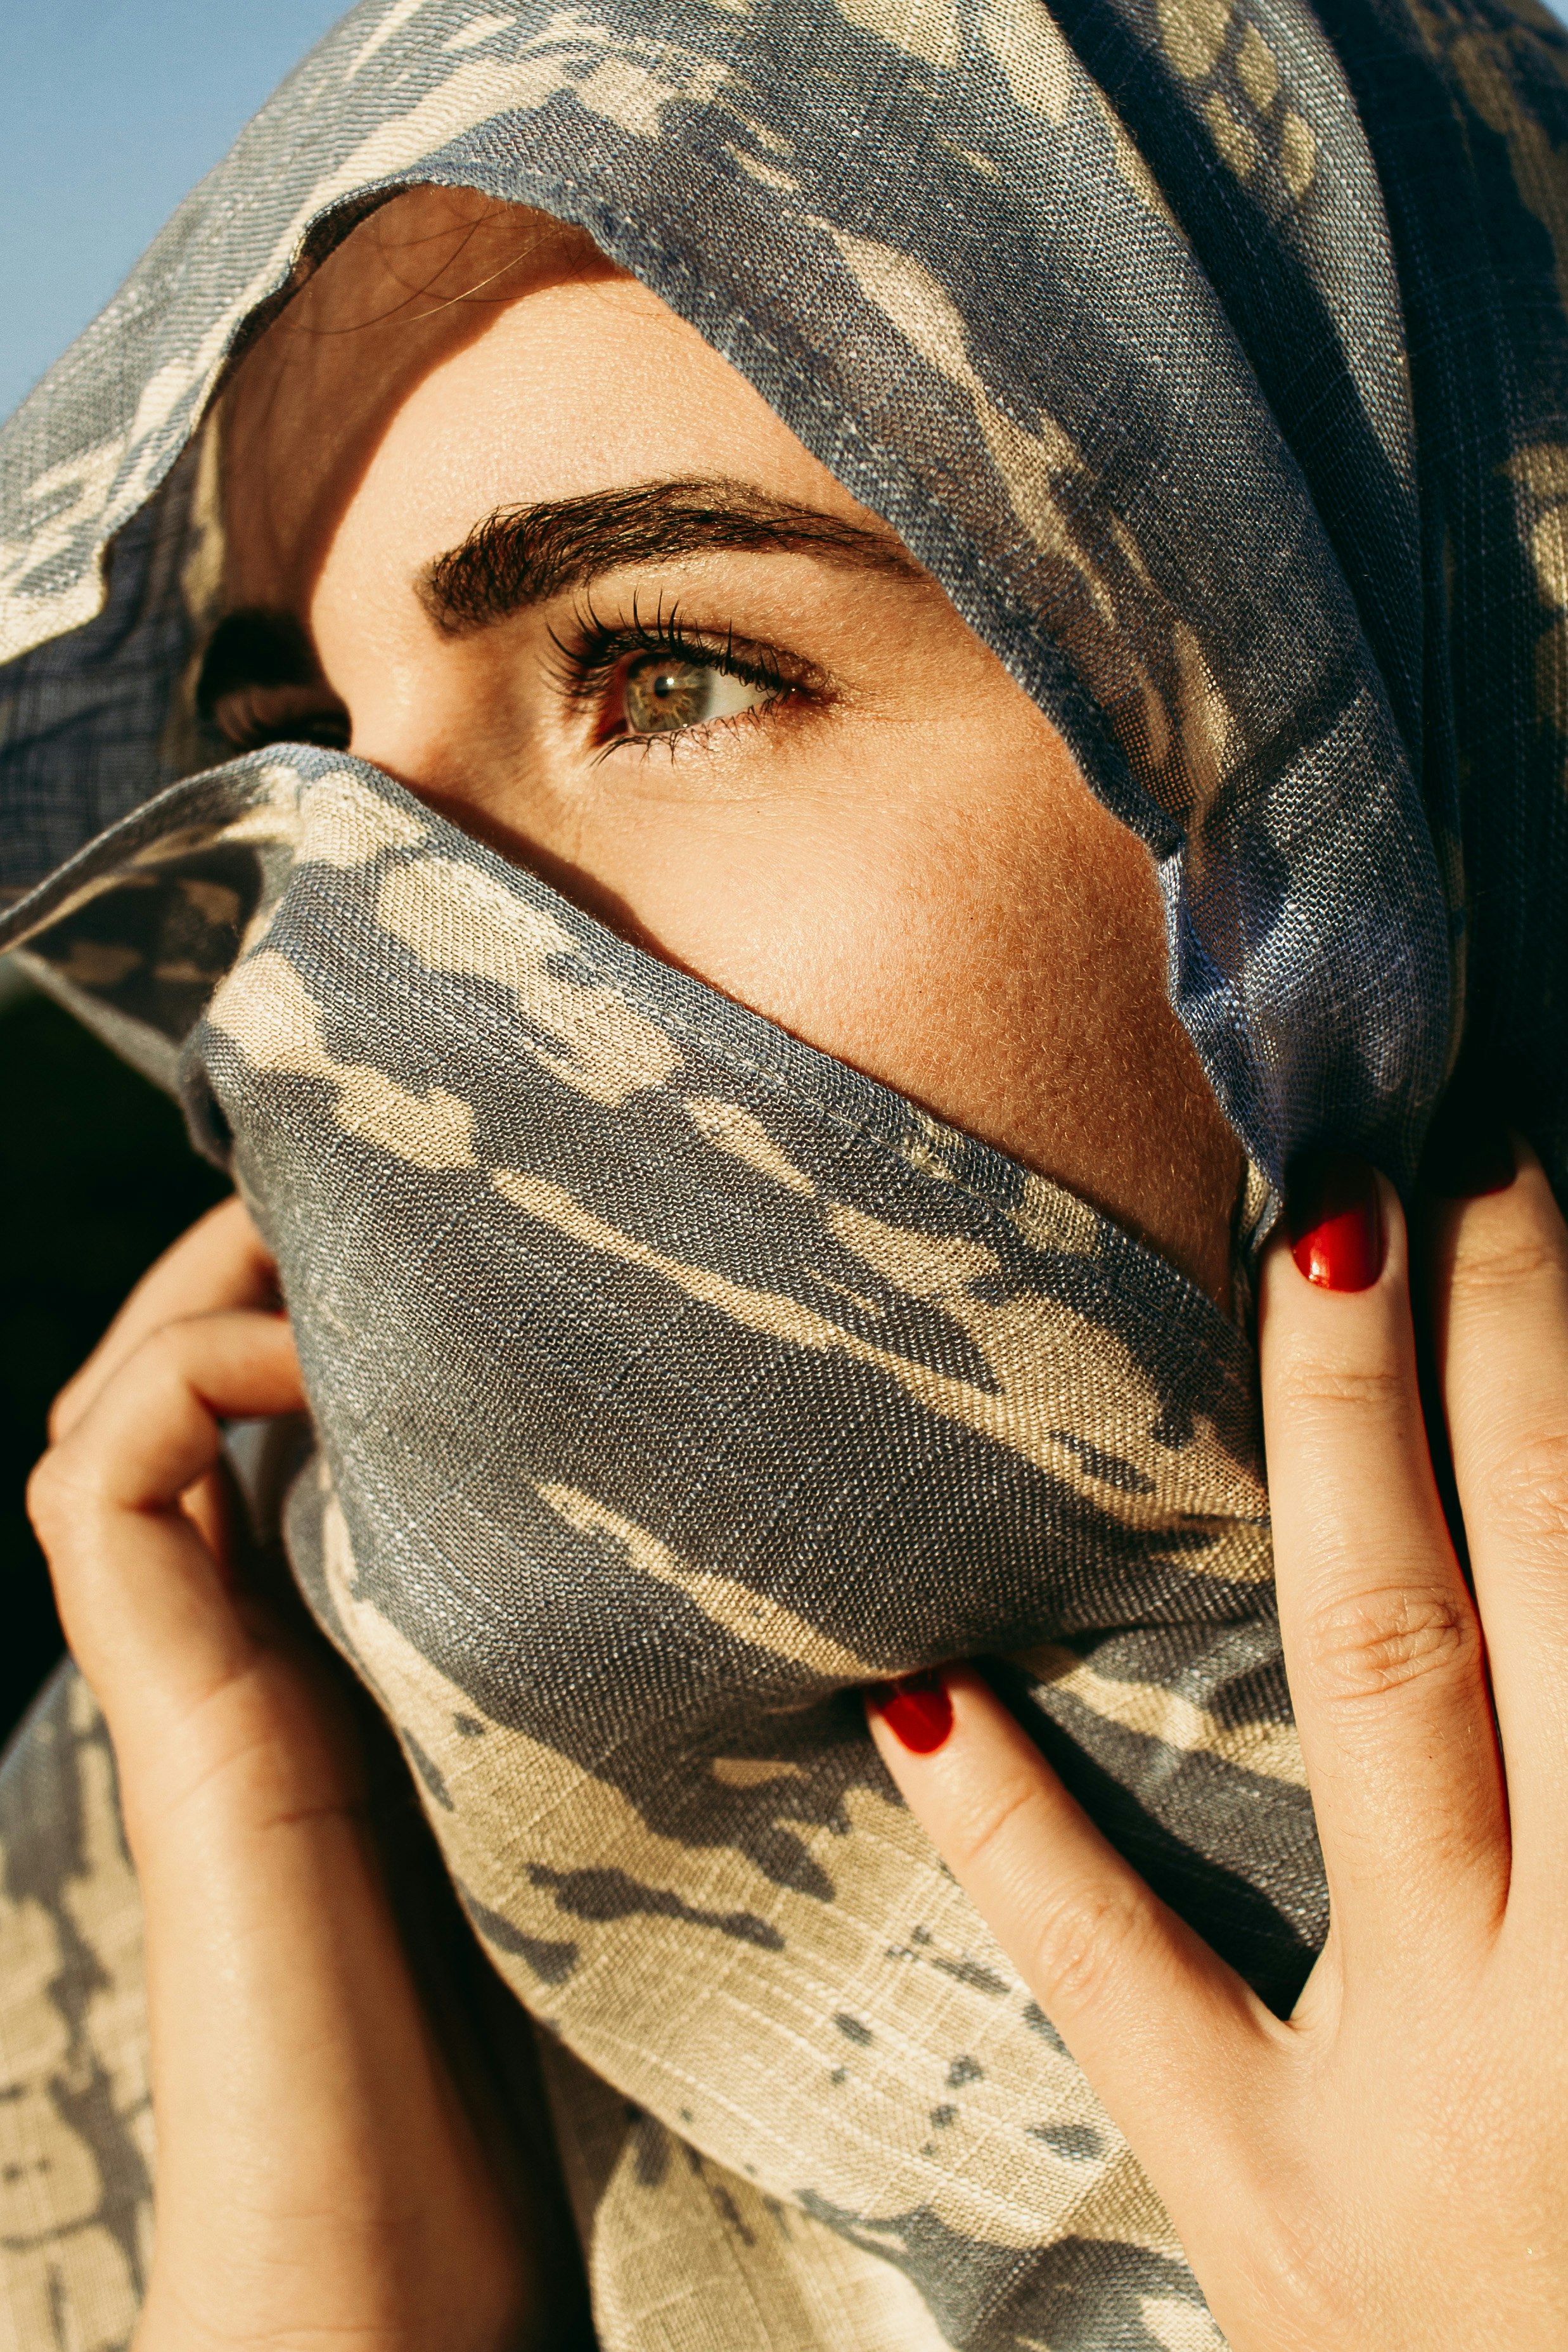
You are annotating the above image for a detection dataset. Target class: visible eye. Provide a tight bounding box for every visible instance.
[617,653,777,739]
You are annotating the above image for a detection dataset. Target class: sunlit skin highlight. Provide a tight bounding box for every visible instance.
[29,170,1568,2352]
[221,187,1244,1304]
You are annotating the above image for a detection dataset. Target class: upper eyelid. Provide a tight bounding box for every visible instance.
[549,596,827,704]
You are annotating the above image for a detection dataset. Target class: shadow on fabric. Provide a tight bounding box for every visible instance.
[0,974,227,1750]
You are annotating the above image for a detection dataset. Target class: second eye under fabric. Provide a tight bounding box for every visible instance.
[2,0,1566,2344]
[5,747,1304,2349]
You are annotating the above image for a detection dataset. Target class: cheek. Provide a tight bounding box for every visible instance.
[561,716,1164,1103]
[565,733,1237,1303]
[650,821,951,1058]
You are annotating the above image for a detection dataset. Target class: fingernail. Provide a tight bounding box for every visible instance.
[868,1668,954,1754]
[1424,1117,1516,1201]
[1286,1152,1386,1292]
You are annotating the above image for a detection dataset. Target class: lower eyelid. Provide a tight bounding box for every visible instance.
[596,679,819,764]
[600,698,775,759]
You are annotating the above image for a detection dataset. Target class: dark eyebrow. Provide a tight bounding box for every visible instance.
[416,476,921,634]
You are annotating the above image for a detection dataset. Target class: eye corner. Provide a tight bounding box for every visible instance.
[196,608,351,752]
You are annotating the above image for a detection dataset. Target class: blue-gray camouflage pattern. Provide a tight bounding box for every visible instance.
[1,0,1565,2344]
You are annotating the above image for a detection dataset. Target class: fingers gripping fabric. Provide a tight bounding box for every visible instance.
[3,0,1566,2342]
[10,750,1308,2349]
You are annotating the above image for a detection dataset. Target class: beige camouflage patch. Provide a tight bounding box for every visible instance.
[683,1095,817,1195]
[1158,0,1233,83]
[210,948,479,1167]
[1235,22,1280,112]
[0,439,126,667]
[1015,1642,1308,1787]
[494,1164,1271,1560]
[832,0,964,70]
[536,1486,877,1678]
[0,1676,151,2352]
[314,1477,1186,2267]
[376,854,683,1105]
[1503,442,1568,745]
[1136,2294,1229,2352]
[979,0,1076,127]
[1279,107,1316,198]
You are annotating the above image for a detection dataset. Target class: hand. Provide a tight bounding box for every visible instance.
[29,1199,532,2352]
[867,1141,1568,2349]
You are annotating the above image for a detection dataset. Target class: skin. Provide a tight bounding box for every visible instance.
[870,1147,1568,2348]
[219,186,1243,1306]
[31,1160,1568,2349]
[33,1211,537,2352]
[32,183,1568,2351]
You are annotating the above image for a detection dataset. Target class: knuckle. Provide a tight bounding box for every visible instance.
[136,1320,192,1375]
[1024,1879,1150,2015]
[46,1375,84,1446]
[25,1444,95,1552]
[1480,1426,1568,1555]
[112,1321,205,1411]
[23,1451,63,1541]
[1296,1581,1479,1705]
[945,1764,1041,1879]
[1449,1221,1568,1304]
[1269,1350,1406,1423]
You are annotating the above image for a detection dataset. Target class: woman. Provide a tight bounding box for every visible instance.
[3,0,1566,2344]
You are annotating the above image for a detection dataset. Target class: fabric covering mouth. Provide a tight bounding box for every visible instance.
[3,742,1308,2349]
[3,0,1567,2339]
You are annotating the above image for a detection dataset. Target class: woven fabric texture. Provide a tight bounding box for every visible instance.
[1,0,1565,2344]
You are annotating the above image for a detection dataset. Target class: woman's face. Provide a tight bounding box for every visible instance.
[221,190,1242,1304]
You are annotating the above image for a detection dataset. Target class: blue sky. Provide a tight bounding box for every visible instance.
[6,0,1568,422]
[1,0,350,418]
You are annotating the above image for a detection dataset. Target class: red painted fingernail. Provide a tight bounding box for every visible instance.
[868,1669,954,1754]
[1286,1152,1386,1292]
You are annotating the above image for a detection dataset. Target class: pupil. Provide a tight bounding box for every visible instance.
[623,655,710,735]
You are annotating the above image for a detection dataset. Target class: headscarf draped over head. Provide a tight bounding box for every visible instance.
[3,1,1566,2347]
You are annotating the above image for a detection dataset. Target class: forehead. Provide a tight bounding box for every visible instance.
[220,184,859,613]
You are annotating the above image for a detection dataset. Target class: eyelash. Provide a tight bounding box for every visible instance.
[547,592,821,755]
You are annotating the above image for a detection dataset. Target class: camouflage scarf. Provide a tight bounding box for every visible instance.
[3,0,1567,2346]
